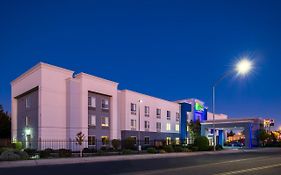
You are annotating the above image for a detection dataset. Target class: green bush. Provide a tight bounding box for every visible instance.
[11,141,23,150]
[112,139,121,150]
[82,148,96,153]
[174,146,183,152]
[58,149,72,157]
[0,150,28,161]
[216,144,223,151]
[122,149,133,155]
[24,148,37,157]
[164,145,174,153]
[191,146,199,152]
[147,147,157,154]
[194,136,209,151]
[39,148,54,158]
[0,147,11,155]
[123,137,136,150]
[159,149,166,154]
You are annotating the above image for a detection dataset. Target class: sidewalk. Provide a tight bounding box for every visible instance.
[0,149,242,168]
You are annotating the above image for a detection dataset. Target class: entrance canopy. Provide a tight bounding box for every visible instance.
[201,118,263,148]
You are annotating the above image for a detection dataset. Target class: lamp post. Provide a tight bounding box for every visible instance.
[212,58,253,151]
[138,99,143,152]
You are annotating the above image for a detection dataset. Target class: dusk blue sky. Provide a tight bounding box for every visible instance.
[1,0,281,128]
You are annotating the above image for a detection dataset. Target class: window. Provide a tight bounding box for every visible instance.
[156,109,161,118]
[156,122,161,132]
[144,136,150,145]
[144,121,150,131]
[89,115,96,126]
[25,96,31,108]
[166,137,171,145]
[131,136,137,145]
[101,99,109,110]
[175,138,180,145]
[175,124,180,132]
[131,119,137,130]
[176,112,180,122]
[88,97,96,107]
[25,116,30,126]
[167,111,171,120]
[101,136,109,145]
[131,103,137,115]
[101,117,109,127]
[166,123,171,131]
[88,136,96,146]
[145,106,150,117]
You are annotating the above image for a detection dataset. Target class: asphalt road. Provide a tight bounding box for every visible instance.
[1,148,281,175]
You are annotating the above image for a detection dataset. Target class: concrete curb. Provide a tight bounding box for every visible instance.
[0,149,242,168]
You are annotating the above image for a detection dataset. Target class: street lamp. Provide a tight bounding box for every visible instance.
[138,99,143,152]
[212,58,253,151]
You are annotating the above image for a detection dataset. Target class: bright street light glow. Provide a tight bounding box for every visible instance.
[236,58,253,75]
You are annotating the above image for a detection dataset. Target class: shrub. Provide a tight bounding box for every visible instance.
[0,147,11,155]
[194,136,209,151]
[83,148,96,153]
[39,148,54,158]
[0,150,28,161]
[112,139,121,150]
[174,146,183,152]
[122,149,133,155]
[24,148,37,157]
[58,149,72,157]
[159,149,166,154]
[123,137,136,150]
[216,144,223,151]
[147,147,157,154]
[164,145,174,153]
[11,141,23,150]
[191,146,199,152]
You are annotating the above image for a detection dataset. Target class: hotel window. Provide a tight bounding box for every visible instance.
[131,136,137,144]
[89,115,96,126]
[175,124,180,132]
[166,123,171,131]
[145,106,150,117]
[176,112,180,122]
[25,116,30,126]
[25,96,31,108]
[101,117,109,127]
[101,99,109,110]
[88,96,96,108]
[167,111,171,120]
[101,136,109,145]
[144,121,150,131]
[131,103,137,115]
[156,122,161,132]
[175,138,180,145]
[166,137,171,145]
[144,136,150,145]
[88,136,96,146]
[156,108,161,118]
[131,119,137,130]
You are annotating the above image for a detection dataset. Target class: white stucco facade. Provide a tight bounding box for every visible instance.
[118,90,180,134]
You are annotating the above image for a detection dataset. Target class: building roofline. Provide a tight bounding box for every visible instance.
[75,72,119,86]
[202,117,263,125]
[11,62,74,85]
[120,89,179,105]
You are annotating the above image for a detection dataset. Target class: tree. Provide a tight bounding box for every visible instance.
[258,129,270,146]
[0,105,11,139]
[76,132,85,157]
[194,136,209,151]
[111,139,121,150]
[188,119,201,142]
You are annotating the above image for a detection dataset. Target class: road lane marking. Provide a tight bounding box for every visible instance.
[119,156,273,175]
[214,163,281,175]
